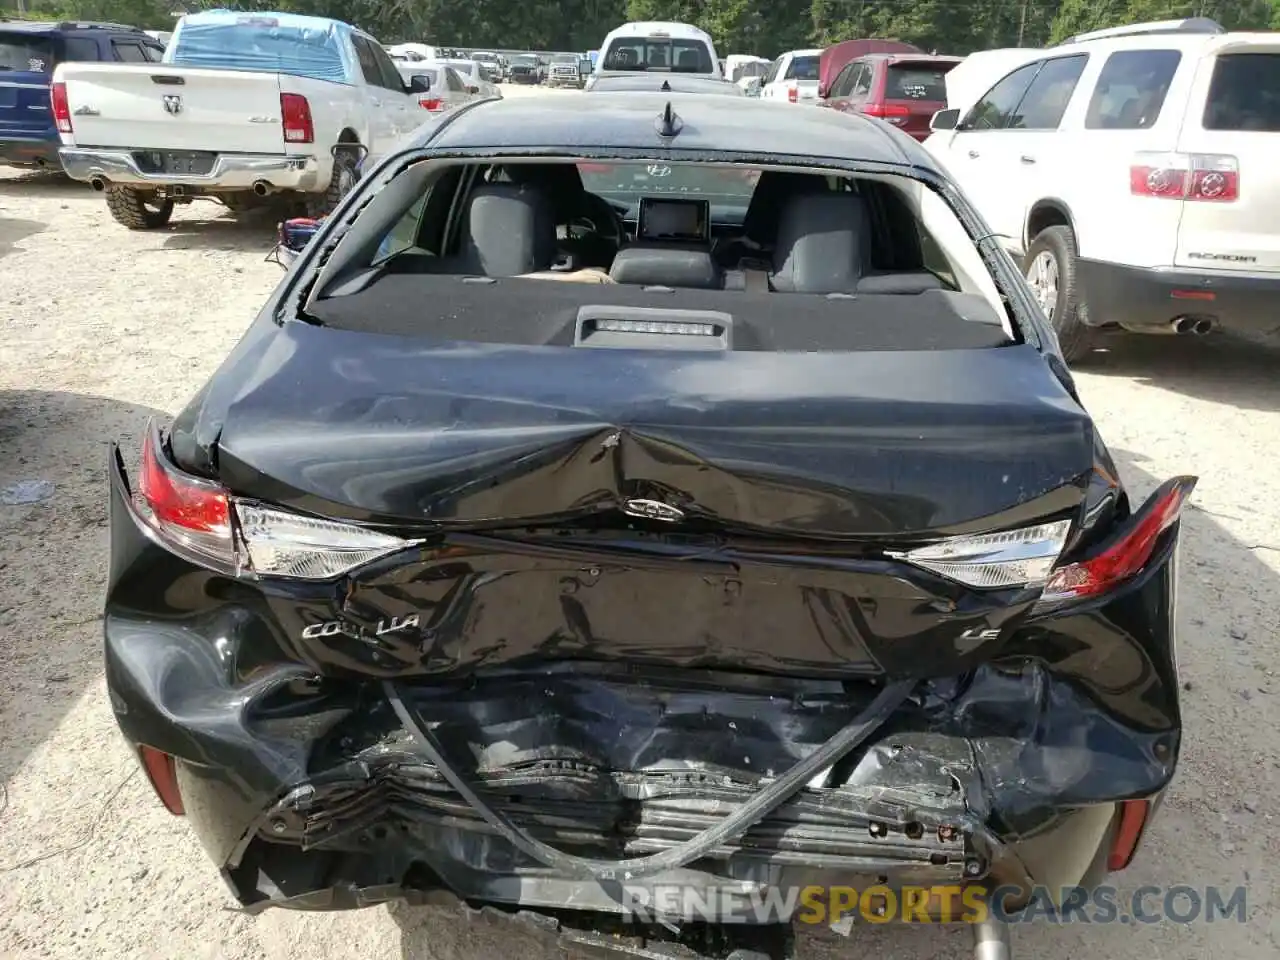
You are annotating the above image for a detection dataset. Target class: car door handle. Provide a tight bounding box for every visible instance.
[967,149,980,159]
[1020,155,1036,164]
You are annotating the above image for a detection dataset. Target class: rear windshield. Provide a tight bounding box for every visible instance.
[887,63,952,101]
[301,159,1017,352]
[1203,52,1280,131]
[784,55,820,81]
[168,18,348,84]
[602,38,713,73]
[0,33,54,73]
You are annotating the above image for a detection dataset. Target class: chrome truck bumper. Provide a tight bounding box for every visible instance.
[58,148,324,192]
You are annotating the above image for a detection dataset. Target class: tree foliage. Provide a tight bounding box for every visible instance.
[4,0,1276,55]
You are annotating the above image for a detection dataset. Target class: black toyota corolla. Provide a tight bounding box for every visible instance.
[104,92,1193,960]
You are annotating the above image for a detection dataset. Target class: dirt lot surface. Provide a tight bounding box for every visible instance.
[1,86,1277,960]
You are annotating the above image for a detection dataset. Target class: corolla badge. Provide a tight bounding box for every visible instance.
[622,498,684,522]
[646,164,672,177]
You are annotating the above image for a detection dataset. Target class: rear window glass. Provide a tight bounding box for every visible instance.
[602,39,712,73]
[1084,49,1181,130]
[168,19,349,84]
[0,33,54,73]
[886,63,952,101]
[1203,53,1280,131]
[577,162,761,219]
[784,55,820,81]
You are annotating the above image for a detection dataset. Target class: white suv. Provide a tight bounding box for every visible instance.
[925,18,1280,362]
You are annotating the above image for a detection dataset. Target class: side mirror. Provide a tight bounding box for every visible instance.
[408,74,431,94]
[466,84,479,95]
[930,108,960,131]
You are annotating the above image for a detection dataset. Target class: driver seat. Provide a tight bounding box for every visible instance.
[500,163,620,269]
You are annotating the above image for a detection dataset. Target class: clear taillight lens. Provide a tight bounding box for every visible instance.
[133,420,416,581]
[889,519,1071,589]
[236,502,409,579]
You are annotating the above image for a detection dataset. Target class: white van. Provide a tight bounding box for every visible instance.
[591,22,720,87]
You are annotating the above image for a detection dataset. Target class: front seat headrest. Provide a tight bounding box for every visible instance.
[741,171,828,246]
[771,192,872,294]
[460,183,557,277]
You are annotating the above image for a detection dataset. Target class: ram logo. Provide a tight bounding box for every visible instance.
[162,94,182,115]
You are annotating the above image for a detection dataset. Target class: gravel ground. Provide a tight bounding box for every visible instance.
[1,87,1277,959]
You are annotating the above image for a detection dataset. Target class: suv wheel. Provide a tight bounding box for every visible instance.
[1024,225,1093,364]
[104,187,174,230]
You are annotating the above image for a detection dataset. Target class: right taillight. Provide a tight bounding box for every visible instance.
[787,84,798,102]
[1130,152,1238,202]
[132,420,416,580]
[280,92,314,143]
[890,475,1196,601]
[51,81,72,133]
[1040,477,1197,603]
[419,97,443,111]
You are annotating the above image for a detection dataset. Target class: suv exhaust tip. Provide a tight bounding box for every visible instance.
[89,176,107,192]
[1171,316,1215,335]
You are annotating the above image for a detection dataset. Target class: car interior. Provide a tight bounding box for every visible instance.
[304,160,1014,352]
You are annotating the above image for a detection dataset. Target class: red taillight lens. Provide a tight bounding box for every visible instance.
[1042,477,1196,602]
[419,97,443,111]
[787,85,798,102]
[280,92,314,143]
[1130,152,1238,202]
[51,81,72,133]
[861,102,911,118]
[1107,799,1150,871]
[138,746,185,815]
[135,420,234,566]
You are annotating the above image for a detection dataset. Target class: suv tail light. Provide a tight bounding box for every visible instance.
[1130,152,1237,202]
[419,97,443,111]
[861,103,911,118]
[891,475,1196,601]
[787,84,798,102]
[133,421,417,580]
[280,92,314,143]
[51,81,72,133]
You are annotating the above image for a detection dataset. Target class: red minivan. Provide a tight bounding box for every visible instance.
[818,54,962,141]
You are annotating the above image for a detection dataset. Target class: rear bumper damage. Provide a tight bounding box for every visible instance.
[103,449,1182,954]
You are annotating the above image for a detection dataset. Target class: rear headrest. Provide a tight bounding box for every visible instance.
[770,192,871,294]
[609,245,721,289]
[742,171,829,245]
[460,184,557,277]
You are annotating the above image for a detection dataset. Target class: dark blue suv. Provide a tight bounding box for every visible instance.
[0,20,164,171]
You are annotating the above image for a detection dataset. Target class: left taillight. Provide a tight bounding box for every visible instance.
[50,81,72,133]
[138,745,184,815]
[132,420,416,580]
[890,475,1196,601]
[787,84,798,103]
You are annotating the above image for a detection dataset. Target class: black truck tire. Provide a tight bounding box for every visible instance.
[104,187,174,230]
[1024,225,1094,364]
[303,148,359,219]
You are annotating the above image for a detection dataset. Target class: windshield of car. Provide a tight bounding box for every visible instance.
[784,55,820,81]
[513,56,537,65]
[168,17,348,84]
[0,33,54,73]
[601,38,713,73]
[886,62,953,101]
[576,162,759,220]
[308,159,1014,348]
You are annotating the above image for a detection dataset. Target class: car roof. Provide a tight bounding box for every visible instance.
[589,75,743,94]
[418,92,932,167]
[604,21,712,41]
[0,19,143,34]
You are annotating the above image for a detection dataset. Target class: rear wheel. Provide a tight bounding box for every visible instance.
[1024,225,1093,364]
[302,148,359,219]
[104,187,174,230]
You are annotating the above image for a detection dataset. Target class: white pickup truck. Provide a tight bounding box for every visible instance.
[52,11,434,229]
